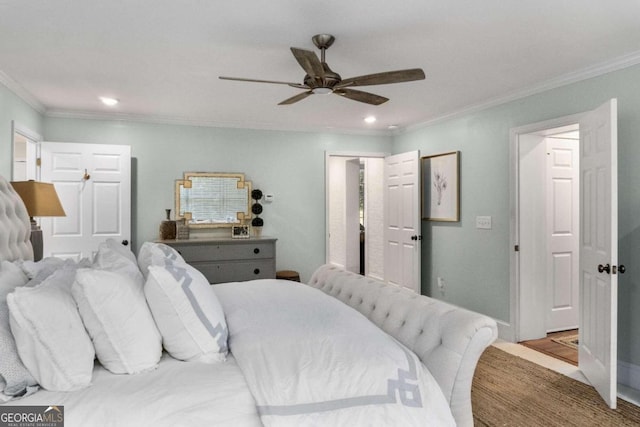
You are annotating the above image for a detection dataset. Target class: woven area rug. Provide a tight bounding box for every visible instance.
[551,334,579,350]
[472,346,640,426]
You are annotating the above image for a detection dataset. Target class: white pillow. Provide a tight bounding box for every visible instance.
[0,261,38,396]
[137,242,186,278]
[72,268,162,374]
[145,260,228,363]
[7,264,95,392]
[94,239,144,286]
[17,257,65,280]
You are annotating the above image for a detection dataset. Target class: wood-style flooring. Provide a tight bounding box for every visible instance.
[520,329,578,366]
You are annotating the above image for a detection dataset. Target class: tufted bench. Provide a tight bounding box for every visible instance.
[307,264,497,427]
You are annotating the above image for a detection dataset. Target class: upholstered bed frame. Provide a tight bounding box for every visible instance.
[308,265,497,426]
[0,176,33,262]
[0,173,497,426]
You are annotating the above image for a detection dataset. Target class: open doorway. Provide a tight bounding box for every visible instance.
[517,124,580,365]
[515,123,580,363]
[511,100,620,408]
[11,121,41,181]
[326,152,385,280]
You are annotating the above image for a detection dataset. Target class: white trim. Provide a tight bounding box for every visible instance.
[324,151,388,265]
[11,121,43,143]
[0,70,45,113]
[405,50,640,134]
[495,319,514,342]
[45,109,391,137]
[618,360,640,392]
[509,114,583,342]
[11,121,43,181]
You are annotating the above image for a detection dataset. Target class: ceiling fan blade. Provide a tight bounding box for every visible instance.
[290,48,325,78]
[335,68,425,88]
[333,88,389,105]
[219,76,308,89]
[278,91,313,105]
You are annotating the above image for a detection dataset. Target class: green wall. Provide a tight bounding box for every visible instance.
[393,63,640,366]
[43,118,391,282]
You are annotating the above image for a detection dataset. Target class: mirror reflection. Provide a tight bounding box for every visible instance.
[175,172,252,228]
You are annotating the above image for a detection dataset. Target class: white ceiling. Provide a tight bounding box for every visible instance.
[1,1,639,135]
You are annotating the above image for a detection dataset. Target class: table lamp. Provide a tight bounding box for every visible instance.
[10,180,66,261]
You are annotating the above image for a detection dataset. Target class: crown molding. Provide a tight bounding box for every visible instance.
[0,69,45,113]
[44,108,390,137]
[403,49,640,134]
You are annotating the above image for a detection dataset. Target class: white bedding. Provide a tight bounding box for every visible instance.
[215,279,456,427]
[10,353,261,427]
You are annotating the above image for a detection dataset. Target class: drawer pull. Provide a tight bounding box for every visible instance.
[254,268,260,275]
[254,248,260,254]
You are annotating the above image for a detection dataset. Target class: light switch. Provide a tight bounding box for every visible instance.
[476,216,492,229]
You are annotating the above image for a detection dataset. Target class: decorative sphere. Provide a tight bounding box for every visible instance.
[251,189,263,200]
[251,203,263,215]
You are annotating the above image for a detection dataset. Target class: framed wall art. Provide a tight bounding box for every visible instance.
[421,151,460,221]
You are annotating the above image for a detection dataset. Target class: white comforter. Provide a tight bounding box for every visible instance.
[10,353,261,427]
[215,279,456,427]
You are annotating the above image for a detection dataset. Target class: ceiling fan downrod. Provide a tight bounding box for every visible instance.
[312,34,335,63]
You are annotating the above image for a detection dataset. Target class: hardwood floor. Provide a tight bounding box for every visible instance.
[520,329,578,366]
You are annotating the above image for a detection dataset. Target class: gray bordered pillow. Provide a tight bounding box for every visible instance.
[144,259,228,363]
[137,242,186,279]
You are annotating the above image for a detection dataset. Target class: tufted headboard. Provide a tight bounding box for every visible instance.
[308,264,497,427]
[0,175,34,262]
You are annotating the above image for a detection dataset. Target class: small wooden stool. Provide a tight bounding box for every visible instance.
[276,270,300,282]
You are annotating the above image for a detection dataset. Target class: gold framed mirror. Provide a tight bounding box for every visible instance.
[175,172,252,228]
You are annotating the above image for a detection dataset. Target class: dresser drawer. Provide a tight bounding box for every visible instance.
[175,241,274,262]
[192,260,276,284]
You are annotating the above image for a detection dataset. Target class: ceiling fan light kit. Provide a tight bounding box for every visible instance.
[219,34,425,106]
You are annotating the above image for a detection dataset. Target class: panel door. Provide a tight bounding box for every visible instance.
[546,137,579,332]
[579,99,618,409]
[40,142,131,260]
[384,151,420,293]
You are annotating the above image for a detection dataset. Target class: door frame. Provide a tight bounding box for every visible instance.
[324,151,388,269]
[11,121,42,180]
[509,113,583,342]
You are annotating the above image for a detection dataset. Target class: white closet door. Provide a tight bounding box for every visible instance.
[40,142,131,260]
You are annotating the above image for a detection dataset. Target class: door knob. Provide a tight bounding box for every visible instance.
[613,264,626,275]
[410,235,417,241]
[121,240,129,246]
[598,264,610,274]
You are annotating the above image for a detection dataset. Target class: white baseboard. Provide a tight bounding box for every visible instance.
[618,360,640,391]
[495,319,514,342]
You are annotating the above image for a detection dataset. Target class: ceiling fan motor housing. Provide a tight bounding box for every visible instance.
[304,63,341,92]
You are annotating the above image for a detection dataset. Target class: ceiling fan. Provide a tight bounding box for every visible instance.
[219,34,425,106]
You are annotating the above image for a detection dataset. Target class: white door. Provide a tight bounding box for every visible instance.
[546,137,579,331]
[40,142,132,261]
[384,151,421,292]
[579,99,618,408]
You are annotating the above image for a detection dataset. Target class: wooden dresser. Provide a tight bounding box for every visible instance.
[158,237,277,284]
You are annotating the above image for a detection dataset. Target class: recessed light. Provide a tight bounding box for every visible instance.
[99,97,119,106]
[364,116,377,124]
